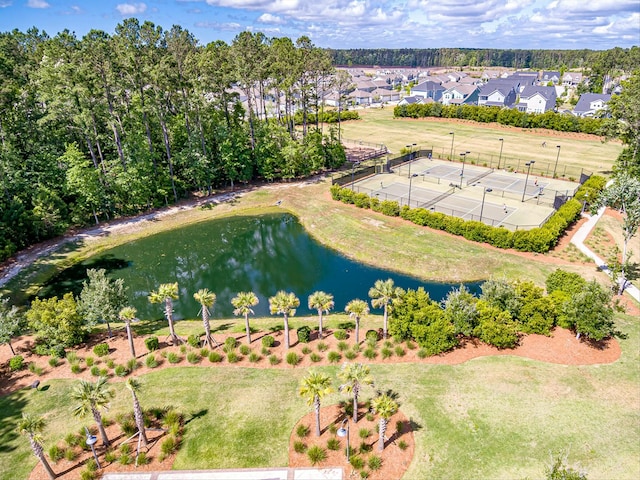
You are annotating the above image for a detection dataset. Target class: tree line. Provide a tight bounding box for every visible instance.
[0,23,346,262]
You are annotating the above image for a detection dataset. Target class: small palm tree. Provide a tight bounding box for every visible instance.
[118,306,139,358]
[232,291,259,344]
[71,377,115,447]
[125,377,148,447]
[299,370,334,437]
[338,363,374,423]
[371,393,399,452]
[308,291,334,340]
[193,288,217,348]
[369,278,404,339]
[148,282,182,344]
[344,299,369,344]
[269,291,299,350]
[18,413,57,480]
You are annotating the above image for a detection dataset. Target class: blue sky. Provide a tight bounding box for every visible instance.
[0,0,638,50]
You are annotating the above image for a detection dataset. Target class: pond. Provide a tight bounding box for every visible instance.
[38,212,481,320]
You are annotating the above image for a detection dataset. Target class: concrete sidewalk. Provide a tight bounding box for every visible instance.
[570,207,640,302]
[101,467,343,480]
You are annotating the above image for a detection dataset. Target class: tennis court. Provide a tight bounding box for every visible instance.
[474,172,550,199]
[372,183,442,206]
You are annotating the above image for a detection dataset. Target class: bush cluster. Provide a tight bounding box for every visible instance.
[92,343,109,357]
[145,336,159,351]
[297,326,312,343]
[331,178,604,253]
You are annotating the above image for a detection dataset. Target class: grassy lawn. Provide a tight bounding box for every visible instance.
[340,108,623,177]
[1,311,638,480]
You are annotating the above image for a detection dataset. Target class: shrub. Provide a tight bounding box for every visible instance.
[301,346,312,355]
[317,341,328,352]
[286,352,300,366]
[9,355,24,371]
[360,471,369,479]
[249,352,261,363]
[406,340,416,350]
[307,445,327,466]
[261,335,275,347]
[99,368,109,376]
[350,455,365,469]
[345,350,358,360]
[64,448,76,461]
[167,352,181,364]
[310,352,322,362]
[365,412,375,422]
[359,441,372,454]
[70,363,82,374]
[296,424,310,438]
[363,348,377,359]
[261,346,270,355]
[159,435,178,459]
[297,326,312,343]
[368,455,382,471]
[126,358,138,372]
[398,440,408,451]
[358,428,371,439]
[381,347,393,359]
[85,356,94,367]
[394,346,406,357]
[79,468,97,480]
[328,423,338,435]
[106,358,115,369]
[187,334,200,348]
[226,351,240,363]
[145,354,158,368]
[179,345,187,354]
[145,336,159,351]
[49,344,66,359]
[327,351,342,363]
[223,337,237,353]
[48,444,64,463]
[417,349,429,359]
[365,330,379,342]
[48,357,59,368]
[337,341,349,351]
[208,351,223,363]
[93,343,109,357]
[186,351,201,364]
[66,351,79,363]
[269,354,280,365]
[120,418,136,437]
[90,365,101,376]
[334,329,348,340]
[239,344,251,355]
[327,437,341,451]
[119,443,132,455]
[136,451,150,465]
[200,347,209,357]
[114,365,128,377]
[293,441,307,454]
[104,449,118,463]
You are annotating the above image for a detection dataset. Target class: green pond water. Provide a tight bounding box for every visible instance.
[39,212,480,319]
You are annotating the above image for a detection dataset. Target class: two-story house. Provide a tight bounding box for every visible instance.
[410,80,445,102]
[573,93,612,117]
[478,79,519,107]
[517,86,557,113]
[441,84,479,105]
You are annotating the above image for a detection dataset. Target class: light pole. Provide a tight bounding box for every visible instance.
[407,173,418,207]
[337,418,350,462]
[479,187,493,223]
[449,132,455,161]
[497,138,504,169]
[408,142,416,178]
[459,151,469,188]
[350,161,360,191]
[553,145,561,178]
[522,161,535,202]
[85,427,101,469]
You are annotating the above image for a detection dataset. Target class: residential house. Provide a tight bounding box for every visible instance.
[410,80,445,101]
[517,86,557,113]
[478,79,518,107]
[441,84,479,105]
[397,95,423,106]
[573,93,612,117]
[562,72,583,87]
[370,88,400,103]
[540,71,561,85]
[347,89,373,105]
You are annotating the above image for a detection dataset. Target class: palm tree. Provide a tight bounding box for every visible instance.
[299,370,334,437]
[125,377,148,447]
[148,282,182,344]
[371,394,399,452]
[118,306,138,358]
[70,377,115,447]
[18,413,57,480]
[368,278,404,340]
[193,288,217,348]
[269,291,299,350]
[231,291,259,344]
[338,363,374,423]
[344,299,369,344]
[308,291,334,340]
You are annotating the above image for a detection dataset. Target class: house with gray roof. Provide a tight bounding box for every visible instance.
[517,86,557,113]
[573,93,612,117]
[410,80,445,101]
[540,71,561,85]
[441,84,479,105]
[478,79,518,107]
[562,72,584,86]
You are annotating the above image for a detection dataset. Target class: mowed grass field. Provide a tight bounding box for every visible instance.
[1,313,638,480]
[339,108,624,177]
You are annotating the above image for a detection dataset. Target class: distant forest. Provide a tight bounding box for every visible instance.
[328,47,640,72]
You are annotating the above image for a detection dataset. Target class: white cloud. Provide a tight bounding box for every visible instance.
[195,21,242,31]
[0,1,12,7]
[116,2,147,15]
[27,0,50,8]
[257,13,285,24]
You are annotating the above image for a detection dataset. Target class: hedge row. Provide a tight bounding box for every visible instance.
[330,177,605,253]
[393,103,605,135]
